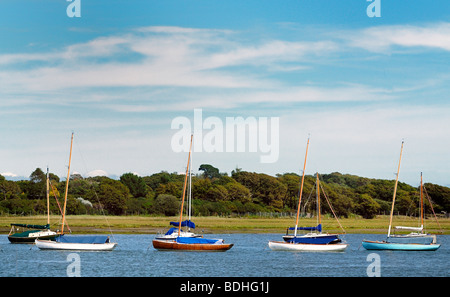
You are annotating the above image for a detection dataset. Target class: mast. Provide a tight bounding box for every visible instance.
[317,172,321,229]
[294,137,310,237]
[420,172,424,232]
[188,141,192,231]
[46,167,50,226]
[178,134,193,237]
[61,133,74,235]
[387,140,404,239]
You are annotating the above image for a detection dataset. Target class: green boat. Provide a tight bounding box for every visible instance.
[8,168,58,244]
[8,223,58,243]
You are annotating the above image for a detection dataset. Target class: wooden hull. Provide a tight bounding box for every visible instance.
[268,240,348,252]
[152,239,233,251]
[362,240,440,251]
[35,239,117,251]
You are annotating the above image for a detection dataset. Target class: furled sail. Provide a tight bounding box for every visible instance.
[170,220,196,229]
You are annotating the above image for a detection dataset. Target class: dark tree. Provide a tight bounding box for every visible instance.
[120,173,149,198]
[199,164,221,179]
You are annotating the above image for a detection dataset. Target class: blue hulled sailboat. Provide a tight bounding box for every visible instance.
[362,141,440,251]
[269,138,347,252]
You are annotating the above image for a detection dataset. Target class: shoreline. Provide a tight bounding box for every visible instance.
[1,215,448,235]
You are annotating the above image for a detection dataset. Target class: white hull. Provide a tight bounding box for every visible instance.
[35,239,117,251]
[27,230,58,238]
[268,241,348,252]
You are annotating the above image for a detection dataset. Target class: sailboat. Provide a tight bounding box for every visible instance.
[35,133,117,251]
[152,134,233,251]
[154,150,201,241]
[362,141,440,251]
[8,168,58,243]
[281,173,345,245]
[268,138,348,252]
[389,173,440,244]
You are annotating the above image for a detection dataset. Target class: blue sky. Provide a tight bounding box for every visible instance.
[0,1,449,187]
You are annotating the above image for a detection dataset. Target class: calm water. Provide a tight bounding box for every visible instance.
[0,233,448,277]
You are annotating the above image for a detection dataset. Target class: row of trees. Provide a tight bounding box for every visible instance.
[1,166,449,219]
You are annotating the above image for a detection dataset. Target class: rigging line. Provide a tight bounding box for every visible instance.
[301,184,315,218]
[49,180,71,233]
[318,177,346,234]
[73,136,116,241]
[91,185,116,242]
[423,185,443,234]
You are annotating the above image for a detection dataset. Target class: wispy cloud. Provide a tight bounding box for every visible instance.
[1,23,449,112]
[342,22,450,53]
[1,21,450,185]
[0,26,339,91]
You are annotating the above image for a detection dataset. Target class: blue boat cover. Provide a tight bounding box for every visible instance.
[176,237,220,244]
[56,235,109,244]
[288,234,339,244]
[170,220,195,229]
[165,227,178,235]
[288,224,322,232]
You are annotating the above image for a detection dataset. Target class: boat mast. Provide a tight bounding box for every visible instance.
[188,141,192,231]
[294,137,310,237]
[317,172,321,230]
[420,172,424,232]
[387,140,404,239]
[61,133,74,235]
[178,134,193,237]
[47,167,50,226]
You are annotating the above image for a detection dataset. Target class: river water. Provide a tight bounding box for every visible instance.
[1,233,448,277]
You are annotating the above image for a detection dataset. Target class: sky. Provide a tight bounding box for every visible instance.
[0,0,449,187]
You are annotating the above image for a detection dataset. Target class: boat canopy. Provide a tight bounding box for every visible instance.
[170,220,195,229]
[11,223,50,230]
[288,224,322,232]
[9,230,43,237]
[176,237,222,244]
[56,235,110,244]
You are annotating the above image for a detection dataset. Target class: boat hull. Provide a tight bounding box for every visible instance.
[152,239,233,251]
[283,233,341,244]
[268,241,348,252]
[8,232,58,244]
[361,240,440,251]
[35,239,117,251]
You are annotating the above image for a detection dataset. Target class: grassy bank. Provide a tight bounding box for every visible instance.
[1,215,448,235]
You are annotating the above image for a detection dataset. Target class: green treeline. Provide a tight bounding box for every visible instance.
[0,165,449,219]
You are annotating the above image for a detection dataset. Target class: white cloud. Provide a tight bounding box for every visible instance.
[343,22,450,53]
[4,23,447,102]
[206,40,337,69]
[2,23,450,95]
[0,26,339,93]
[1,172,19,177]
[86,169,108,177]
[1,24,449,186]
[230,84,394,104]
